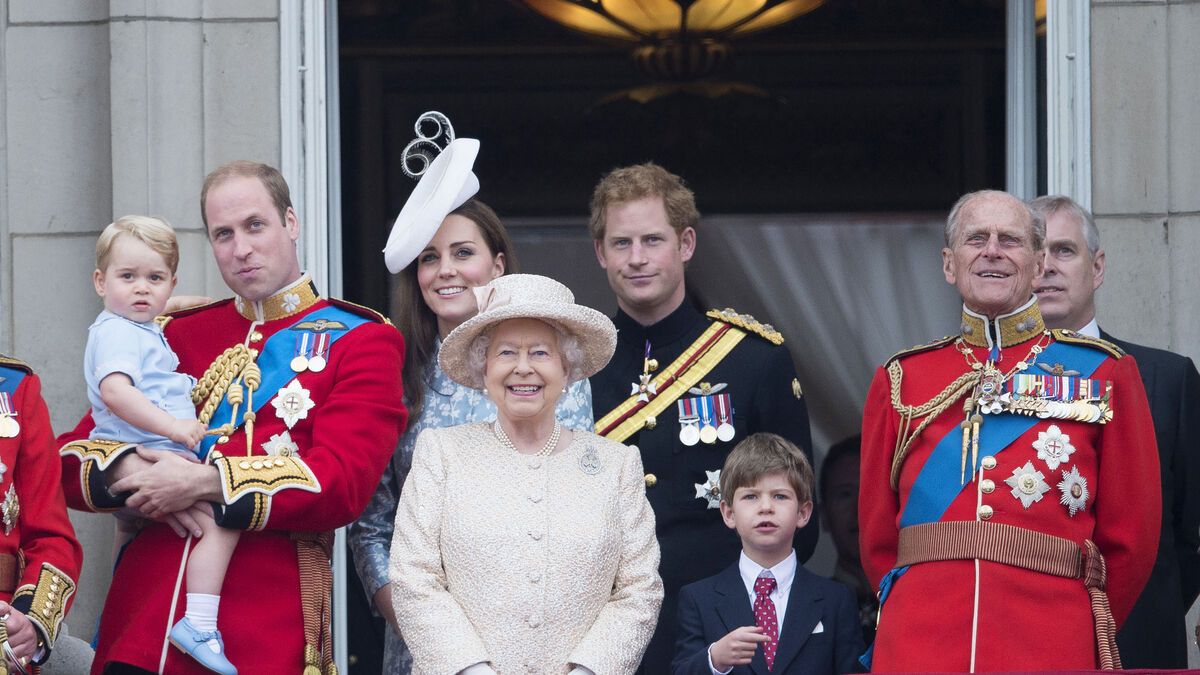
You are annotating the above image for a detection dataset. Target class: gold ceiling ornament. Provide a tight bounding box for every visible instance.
[520,0,826,79]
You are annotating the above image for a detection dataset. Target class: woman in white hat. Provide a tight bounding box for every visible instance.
[389,274,663,675]
[349,136,593,674]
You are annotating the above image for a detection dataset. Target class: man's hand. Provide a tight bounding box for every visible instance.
[110,447,221,519]
[167,419,208,449]
[0,602,37,665]
[709,626,770,671]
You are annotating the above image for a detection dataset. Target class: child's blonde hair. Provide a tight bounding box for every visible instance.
[720,432,814,505]
[96,215,180,273]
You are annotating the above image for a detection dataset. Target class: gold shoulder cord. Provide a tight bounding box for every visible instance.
[886,360,978,490]
[192,344,262,456]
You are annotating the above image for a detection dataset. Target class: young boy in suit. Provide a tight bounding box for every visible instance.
[673,433,864,674]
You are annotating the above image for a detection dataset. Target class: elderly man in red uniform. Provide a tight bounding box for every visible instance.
[59,161,406,674]
[860,189,1159,672]
[0,355,82,673]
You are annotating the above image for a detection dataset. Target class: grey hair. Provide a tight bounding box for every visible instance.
[945,189,1046,251]
[465,319,587,389]
[1028,195,1100,257]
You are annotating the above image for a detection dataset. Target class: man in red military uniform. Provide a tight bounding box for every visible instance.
[860,189,1159,672]
[58,161,406,674]
[0,355,82,673]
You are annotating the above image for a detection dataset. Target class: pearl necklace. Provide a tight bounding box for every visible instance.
[494,420,561,458]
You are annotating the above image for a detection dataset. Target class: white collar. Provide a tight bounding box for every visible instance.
[738,549,797,594]
[1078,317,1100,339]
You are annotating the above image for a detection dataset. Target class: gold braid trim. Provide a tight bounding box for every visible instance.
[1051,329,1125,359]
[192,345,262,448]
[20,563,75,646]
[887,360,978,490]
[214,455,321,503]
[59,439,137,472]
[706,308,784,345]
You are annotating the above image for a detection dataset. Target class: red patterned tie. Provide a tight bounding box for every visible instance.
[753,574,780,670]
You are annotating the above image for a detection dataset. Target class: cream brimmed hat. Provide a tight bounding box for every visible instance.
[439,274,617,389]
[382,136,480,274]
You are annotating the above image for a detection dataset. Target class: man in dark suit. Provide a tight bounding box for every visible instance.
[588,163,817,673]
[1033,194,1200,668]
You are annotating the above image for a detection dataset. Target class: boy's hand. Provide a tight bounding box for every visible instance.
[168,419,208,448]
[164,295,214,313]
[710,626,770,671]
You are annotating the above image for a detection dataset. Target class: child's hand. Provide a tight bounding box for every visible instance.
[168,419,208,449]
[710,625,770,671]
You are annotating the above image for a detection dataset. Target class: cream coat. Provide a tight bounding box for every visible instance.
[390,423,663,675]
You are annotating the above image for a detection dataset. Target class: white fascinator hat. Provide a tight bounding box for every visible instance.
[382,111,480,274]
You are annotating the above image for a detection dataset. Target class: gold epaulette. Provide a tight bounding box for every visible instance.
[1051,329,1124,358]
[329,298,393,326]
[886,335,956,366]
[0,355,32,374]
[706,308,783,345]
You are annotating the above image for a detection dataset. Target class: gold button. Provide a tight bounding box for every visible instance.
[239,461,251,470]
[644,473,657,488]
[251,461,263,470]
[978,505,994,520]
[217,436,230,445]
[42,609,52,617]
[210,451,223,459]
[981,456,997,470]
[250,331,264,342]
[644,416,657,430]
[980,479,995,494]
[275,459,286,467]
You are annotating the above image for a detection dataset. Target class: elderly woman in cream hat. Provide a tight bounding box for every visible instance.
[389,274,663,675]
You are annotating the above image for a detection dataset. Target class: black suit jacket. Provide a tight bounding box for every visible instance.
[672,562,863,675]
[1103,331,1200,669]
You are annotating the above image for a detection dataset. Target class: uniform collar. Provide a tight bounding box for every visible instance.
[234,273,320,322]
[959,295,1045,350]
[613,299,704,349]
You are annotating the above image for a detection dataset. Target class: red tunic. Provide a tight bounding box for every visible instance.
[0,357,82,661]
[58,285,406,674]
[860,311,1159,672]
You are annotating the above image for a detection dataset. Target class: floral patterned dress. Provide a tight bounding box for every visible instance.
[348,339,593,674]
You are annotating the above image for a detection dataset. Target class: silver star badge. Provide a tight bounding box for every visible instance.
[271,380,315,429]
[1057,466,1089,517]
[1003,461,1051,509]
[261,430,300,456]
[1033,425,1075,470]
[694,469,722,509]
[630,373,657,403]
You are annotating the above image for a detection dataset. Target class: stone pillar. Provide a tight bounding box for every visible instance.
[0,0,280,643]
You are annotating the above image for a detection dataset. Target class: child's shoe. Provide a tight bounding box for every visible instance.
[169,617,237,675]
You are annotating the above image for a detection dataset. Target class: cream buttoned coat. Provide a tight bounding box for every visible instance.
[390,423,663,675]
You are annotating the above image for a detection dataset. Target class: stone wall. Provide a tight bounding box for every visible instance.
[0,0,281,642]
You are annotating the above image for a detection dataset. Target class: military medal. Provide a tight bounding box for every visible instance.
[1004,461,1051,508]
[630,341,658,403]
[694,469,721,509]
[0,392,18,438]
[271,380,315,429]
[1057,466,1089,516]
[1032,425,1075,470]
[1,484,18,535]
[308,333,330,372]
[290,332,311,373]
[714,393,735,442]
[697,396,718,445]
[676,399,701,446]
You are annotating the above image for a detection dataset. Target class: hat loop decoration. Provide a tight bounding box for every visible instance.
[401,111,455,179]
[383,111,482,274]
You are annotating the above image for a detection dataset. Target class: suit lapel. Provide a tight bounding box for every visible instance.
[770,566,824,674]
[1102,330,1158,408]
[713,563,771,675]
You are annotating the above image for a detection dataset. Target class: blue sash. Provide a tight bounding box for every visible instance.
[862,339,1109,669]
[198,305,369,459]
[0,367,25,396]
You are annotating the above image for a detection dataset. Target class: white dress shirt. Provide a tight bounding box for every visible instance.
[708,550,798,674]
[1078,317,1100,339]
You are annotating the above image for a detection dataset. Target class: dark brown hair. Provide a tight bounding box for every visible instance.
[720,432,814,505]
[393,199,519,419]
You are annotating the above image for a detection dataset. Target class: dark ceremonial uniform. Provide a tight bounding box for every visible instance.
[58,276,406,675]
[1102,332,1200,669]
[860,301,1159,672]
[590,301,815,675]
[0,356,82,666]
